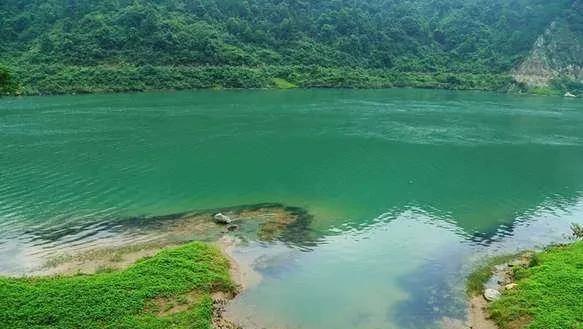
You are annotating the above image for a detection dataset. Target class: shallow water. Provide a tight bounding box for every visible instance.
[1,89,582,328]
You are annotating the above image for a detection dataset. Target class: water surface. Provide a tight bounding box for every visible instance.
[1,89,582,328]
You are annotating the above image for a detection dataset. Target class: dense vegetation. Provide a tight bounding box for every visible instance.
[0,242,235,329]
[488,242,583,329]
[0,65,15,93]
[0,0,580,94]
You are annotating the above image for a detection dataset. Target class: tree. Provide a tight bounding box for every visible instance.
[0,65,14,94]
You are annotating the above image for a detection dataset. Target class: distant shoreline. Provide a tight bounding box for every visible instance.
[5,73,578,99]
[4,65,535,97]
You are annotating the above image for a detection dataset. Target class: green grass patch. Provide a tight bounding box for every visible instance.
[271,78,297,89]
[466,254,518,296]
[528,86,561,96]
[0,242,235,329]
[489,242,583,329]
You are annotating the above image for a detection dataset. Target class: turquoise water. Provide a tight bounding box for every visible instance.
[1,89,582,328]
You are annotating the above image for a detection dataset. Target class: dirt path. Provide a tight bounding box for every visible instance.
[467,296,499,329]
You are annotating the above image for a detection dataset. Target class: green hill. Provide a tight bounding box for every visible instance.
[0,0,581,95]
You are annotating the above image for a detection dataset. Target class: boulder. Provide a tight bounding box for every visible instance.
[564,92,576,97]
[213,213,232,224]
[484,288,501,302]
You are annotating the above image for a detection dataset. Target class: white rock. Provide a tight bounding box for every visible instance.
[484,288,501,302]
[504,283,518,290]
[564,92,576,97]
[213,212,232,224]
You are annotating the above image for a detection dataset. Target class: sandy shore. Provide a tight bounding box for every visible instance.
[212,235,265,329]
[215,235,262,291]
[467,296,499,329]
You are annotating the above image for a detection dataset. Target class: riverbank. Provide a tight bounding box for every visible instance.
[0,202,310,328]
[4,64,522,96]
[1,239,256,329]
[3,65,580,98]
[466,240,583,329]
[0,203,310,328]
[0,242,237,329]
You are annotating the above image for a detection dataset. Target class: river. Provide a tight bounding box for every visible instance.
[1,89,582,328]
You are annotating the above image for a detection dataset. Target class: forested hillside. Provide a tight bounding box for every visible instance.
[0,0,581,95]
[0,65,15,93]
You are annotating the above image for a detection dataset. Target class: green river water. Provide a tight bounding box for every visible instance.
[1,89,582,328]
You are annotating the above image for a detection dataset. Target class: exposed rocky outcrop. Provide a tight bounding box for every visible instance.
[513,2,583,87]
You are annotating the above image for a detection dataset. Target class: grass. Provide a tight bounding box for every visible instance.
[528,86,561,96]
[0,242,235,329]
[271,78,297,89]
[489,241,583,329]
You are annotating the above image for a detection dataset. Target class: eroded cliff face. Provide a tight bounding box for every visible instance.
[513,2,583,87]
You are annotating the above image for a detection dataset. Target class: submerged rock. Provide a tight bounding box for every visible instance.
[214,213,232,224]
[226,224,239,232]
[484,288,501,302]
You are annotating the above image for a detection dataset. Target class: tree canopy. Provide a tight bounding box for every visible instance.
[0,0,579,94]
[0,65,14,94]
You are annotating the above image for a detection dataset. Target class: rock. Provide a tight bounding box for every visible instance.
[564,92,576,97]
[504,283,518,290]
[484,288,501,302]
[213,213,232,224]
[226,224,239,231]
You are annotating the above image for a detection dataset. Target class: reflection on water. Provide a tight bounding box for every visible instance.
[1,89,583,328]
[1,195,580,328]
[226,197,583,329]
